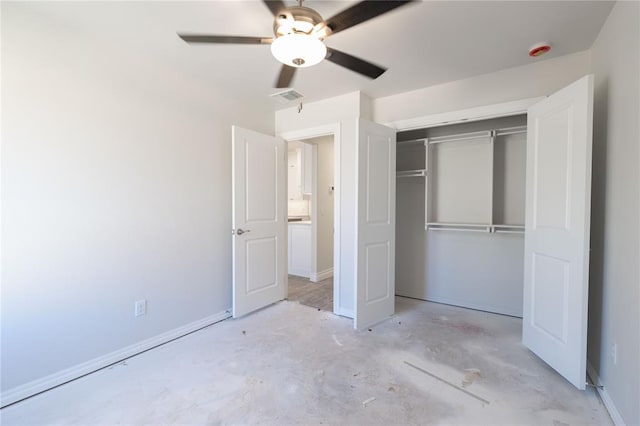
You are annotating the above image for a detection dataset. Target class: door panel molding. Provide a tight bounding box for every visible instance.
[355,118,397,330]
[523,75,594,390]
[232,126,287,317]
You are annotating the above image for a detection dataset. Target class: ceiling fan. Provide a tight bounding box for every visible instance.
[178,0,414,88]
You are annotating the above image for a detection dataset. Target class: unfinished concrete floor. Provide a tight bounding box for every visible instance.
[1,297,611,425]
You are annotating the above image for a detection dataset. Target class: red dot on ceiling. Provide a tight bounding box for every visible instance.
[529,43,551,57]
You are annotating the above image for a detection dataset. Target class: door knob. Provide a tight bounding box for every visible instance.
[236,228,250,235]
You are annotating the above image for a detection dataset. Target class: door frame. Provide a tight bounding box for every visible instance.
[387,97,541,319]
[388,97,542,317]
[384,97,544,132]
[279,123,343,316]
[388,92,596,386]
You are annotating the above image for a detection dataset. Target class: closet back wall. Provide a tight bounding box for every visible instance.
[396,116,527,317]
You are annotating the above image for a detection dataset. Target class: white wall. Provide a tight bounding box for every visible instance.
[588,2,640,425]
[373,51,591,125]
[276,92,365,317]
[1,3,272,398]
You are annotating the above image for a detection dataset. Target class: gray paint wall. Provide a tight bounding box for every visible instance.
[588,2,640,424]
[1,3,272,393]
[3,3,638,422]
[395,116,528,317]
[314,136,334,274]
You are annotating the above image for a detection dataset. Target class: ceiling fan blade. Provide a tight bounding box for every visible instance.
[324,0,415,35]
[263,0,287,16]
[178,34,273,44]
[325,48,387,79]
[276,65,297,88]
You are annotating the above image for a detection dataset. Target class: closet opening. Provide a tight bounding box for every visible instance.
[286,136,335,312]
[395,114,527,319]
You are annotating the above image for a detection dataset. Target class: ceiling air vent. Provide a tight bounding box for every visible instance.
[270,89,304,104]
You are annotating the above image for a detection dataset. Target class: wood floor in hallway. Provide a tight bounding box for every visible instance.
[287,274,333,312]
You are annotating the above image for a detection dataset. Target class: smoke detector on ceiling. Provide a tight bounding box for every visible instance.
[529,42,551,57]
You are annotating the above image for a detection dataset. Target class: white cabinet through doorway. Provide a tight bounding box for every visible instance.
[288,222,311,277]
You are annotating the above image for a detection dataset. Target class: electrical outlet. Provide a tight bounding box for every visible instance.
[134,299,147,317]
[610,342,617,365]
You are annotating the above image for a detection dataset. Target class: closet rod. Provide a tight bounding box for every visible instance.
[427,222,491,231]
[397,138,427,145]
[427,226,491,233]
[427,222,489,227]
[397,169,427,178]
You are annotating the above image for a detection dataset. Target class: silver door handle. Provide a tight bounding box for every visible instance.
[236,228,250,235]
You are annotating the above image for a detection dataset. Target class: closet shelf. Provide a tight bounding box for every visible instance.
[495,126,527,137]
[397,169,427,178]
[426,222,492,232]
[426,125,528,145]
[426,222,525,234]
[428,131,491,145]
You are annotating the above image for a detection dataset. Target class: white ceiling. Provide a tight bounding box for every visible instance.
[17,1,613,113]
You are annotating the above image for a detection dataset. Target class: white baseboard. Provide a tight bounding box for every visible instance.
[421,294,523,318]
[587,361,626,426]
[1,310,231,408]
[310,267,333,283]
[288,269,310,279]
[335,307,354,319]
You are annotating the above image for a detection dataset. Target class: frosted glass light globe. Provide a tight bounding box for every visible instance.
[271,34,327,68]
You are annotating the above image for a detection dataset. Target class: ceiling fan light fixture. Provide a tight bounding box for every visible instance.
[271,33,327,68]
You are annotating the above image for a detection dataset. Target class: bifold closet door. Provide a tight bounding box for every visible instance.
[523,75,594,390]
[354,119,396,330]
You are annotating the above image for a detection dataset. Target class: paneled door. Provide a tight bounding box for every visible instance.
[523,75,594,389]
[232,126,287,317]
[354,119,397,329]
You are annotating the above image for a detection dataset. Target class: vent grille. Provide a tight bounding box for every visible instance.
[270,89,304,103]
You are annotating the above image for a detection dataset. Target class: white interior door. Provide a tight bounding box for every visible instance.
[232,126,287,317]
[523,75,594,389]
[354,119,397,329]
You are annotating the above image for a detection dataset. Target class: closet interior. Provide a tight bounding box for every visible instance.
[395,115,527,317]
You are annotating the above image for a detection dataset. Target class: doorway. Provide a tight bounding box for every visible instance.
[286,136,335,312]
[389,75,594,390]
